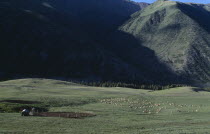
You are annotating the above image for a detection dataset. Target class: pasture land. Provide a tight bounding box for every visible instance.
[0,79,210,133]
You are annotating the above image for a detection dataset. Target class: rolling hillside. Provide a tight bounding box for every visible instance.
[1,78,210,133]
[120,0,210,83]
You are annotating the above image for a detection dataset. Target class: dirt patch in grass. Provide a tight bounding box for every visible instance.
[0,100,41,104]
[35,112,96,119]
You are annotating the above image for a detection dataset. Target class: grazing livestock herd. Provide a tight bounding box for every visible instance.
[100,97,201,114]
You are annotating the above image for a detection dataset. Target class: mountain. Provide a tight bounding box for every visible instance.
[120,0,210,83]
[44,0,150,40]
[1,0,149,36]
[3,0,210,85]
[0,0,160,84]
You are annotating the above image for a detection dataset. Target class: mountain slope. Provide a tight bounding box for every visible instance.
[0,0,191,85]
[0,1,133,81]
[43,0,148,35]
[120,0,210,83]
[0,0,164,84]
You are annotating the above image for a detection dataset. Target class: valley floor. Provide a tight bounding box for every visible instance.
[0,79,210,134]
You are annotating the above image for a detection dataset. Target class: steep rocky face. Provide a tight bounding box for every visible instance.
[120,0,210,83]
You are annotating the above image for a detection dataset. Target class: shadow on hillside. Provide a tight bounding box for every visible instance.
[0,1,188,85]
[192,87,210,92]
[104,30,188,85]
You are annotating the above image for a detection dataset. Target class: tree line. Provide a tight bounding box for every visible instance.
[77,81,188,90]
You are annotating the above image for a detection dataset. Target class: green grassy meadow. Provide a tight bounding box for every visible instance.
[0,79,210,134]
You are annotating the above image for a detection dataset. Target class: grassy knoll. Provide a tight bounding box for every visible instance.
[0,79,210,133]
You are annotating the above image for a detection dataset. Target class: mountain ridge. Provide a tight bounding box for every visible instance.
[120,0,210,83]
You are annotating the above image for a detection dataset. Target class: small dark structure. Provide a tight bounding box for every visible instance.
[21,109,30,116]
